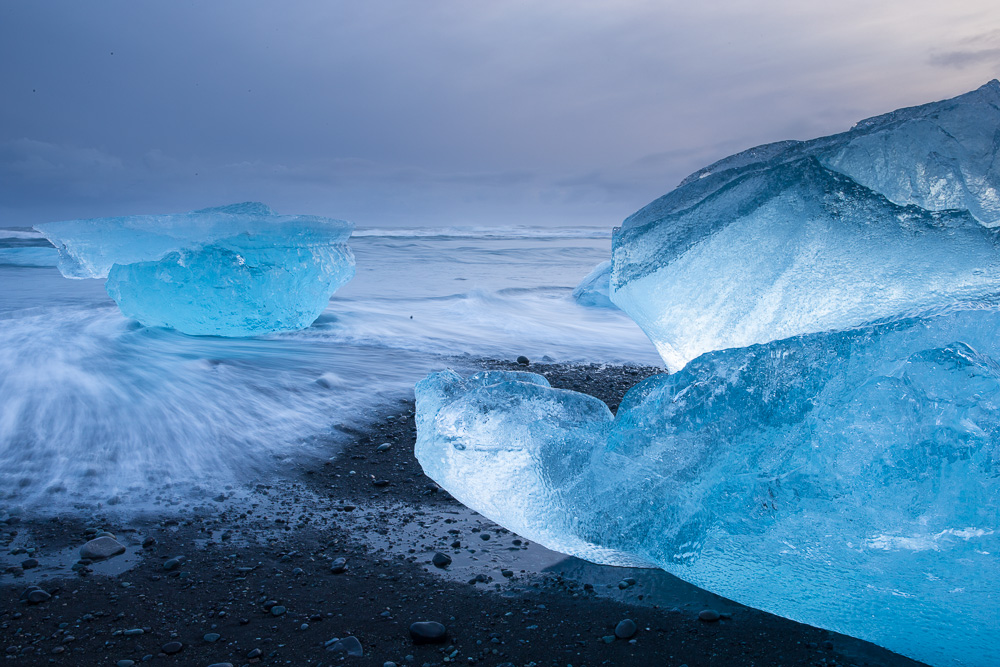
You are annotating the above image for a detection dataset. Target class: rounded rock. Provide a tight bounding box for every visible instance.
[161,641,183,654]
[27,589,51,604]
[614,618,637,639]
[270,605,286,617]
[516,355,530,365]
[79,536,126,561]
[326,635,363,657]
[163,557,184,571]
[431,552,452,568]
[698,609,721,622]
[18,586,40,600]
[409,621,447,644]
[330,557,347,574]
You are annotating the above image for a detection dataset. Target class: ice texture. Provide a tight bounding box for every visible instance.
[34,203,355,336]
[612,80,1000,370]
[571,260,616,308]
[416,307,1000,667]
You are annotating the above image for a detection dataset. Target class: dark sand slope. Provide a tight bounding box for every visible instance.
[1,361,927,667]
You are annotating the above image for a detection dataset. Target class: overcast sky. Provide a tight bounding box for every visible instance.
[1,1,998,228]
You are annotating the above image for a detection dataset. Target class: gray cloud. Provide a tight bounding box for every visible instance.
[928,29,1000,69]
[930,49,1000,68]
[1,1,998,227]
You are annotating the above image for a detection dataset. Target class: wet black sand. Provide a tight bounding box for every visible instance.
[0,360,927,667]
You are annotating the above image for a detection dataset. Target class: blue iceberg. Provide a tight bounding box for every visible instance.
[571,260,617,309]
[416,306,1000,667]
[417,83,1000,667]
[612,81,1000,370]
[34,202,355,336]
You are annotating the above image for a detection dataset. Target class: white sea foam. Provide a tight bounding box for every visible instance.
[0,232,658,513]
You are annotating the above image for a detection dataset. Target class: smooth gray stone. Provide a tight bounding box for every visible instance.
[325,635,363,657]
[614,619,637,639]
[409,621,447,644]
[79,536,126,561]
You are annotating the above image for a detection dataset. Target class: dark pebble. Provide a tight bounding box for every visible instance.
[21,558,38,570]
[79,536,126,561]
[163,557,184,571]
[409,621,447,644]
[516,355,530,365]
[26,589,51,604]
[247,648,262,658]
[330,557,347,574]
[698,609,721,622]
[18,586,41,601]
[431,552,452,568]
[614,618,637,639]
[325,635,363,657]
[161,641,183,654]
[271,605,286,617]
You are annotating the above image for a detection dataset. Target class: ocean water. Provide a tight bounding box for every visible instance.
[0,226,660,513]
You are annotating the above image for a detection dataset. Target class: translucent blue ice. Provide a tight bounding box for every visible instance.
[571,260,616,308]
[612,81,1000,370]
[34,203,355,336]
[415,305,1000,667]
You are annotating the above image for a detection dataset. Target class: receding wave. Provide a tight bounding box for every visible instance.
[0,227,46,240]
[351,226,612,239]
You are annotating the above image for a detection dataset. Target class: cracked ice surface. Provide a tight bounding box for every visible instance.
[35,202,355,336]
[612,80,1000,370]
[416,306,1000,667]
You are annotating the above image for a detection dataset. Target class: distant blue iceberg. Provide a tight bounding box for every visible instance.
[35,202,355,336]
[416,306,1000,667]
[612,80,1000,371]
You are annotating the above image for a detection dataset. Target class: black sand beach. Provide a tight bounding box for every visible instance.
[1,361,927,667]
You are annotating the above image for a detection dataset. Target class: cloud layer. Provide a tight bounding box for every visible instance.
[1,1,998,226]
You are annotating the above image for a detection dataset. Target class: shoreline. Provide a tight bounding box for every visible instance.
[1,360,926,667]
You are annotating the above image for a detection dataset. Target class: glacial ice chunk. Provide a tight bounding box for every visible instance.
[34,202,355,336]
[613,81,1000,370]
[415,307,1000,667]
[571,260,616,308]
